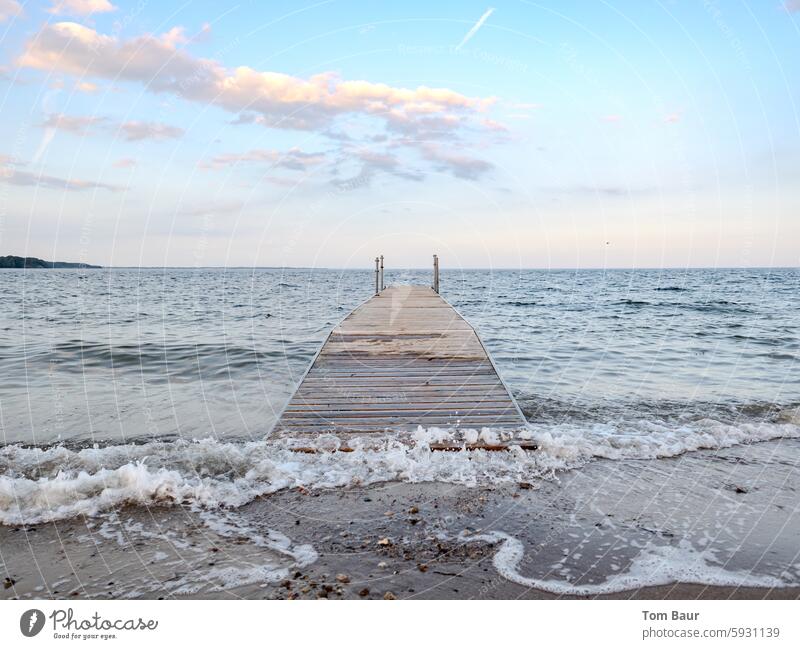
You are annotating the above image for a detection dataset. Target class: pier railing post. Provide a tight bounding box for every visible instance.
[433,254,439,293]
[374,257,380,295]
[380,255,385,291]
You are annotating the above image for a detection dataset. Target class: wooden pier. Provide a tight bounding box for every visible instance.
[273,282,530,449]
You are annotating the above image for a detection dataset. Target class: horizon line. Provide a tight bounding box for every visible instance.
[14,265,799,271]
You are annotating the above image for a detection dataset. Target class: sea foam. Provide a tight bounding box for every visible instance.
[1,416,798,525]
[466,531,797,594]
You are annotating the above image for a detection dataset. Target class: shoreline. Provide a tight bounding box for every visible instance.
[2,438,798,600]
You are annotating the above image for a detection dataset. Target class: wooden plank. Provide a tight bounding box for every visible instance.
[272,285,527,439]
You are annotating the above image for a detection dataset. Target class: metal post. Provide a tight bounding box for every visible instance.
[433,254,439,293]
[380,255,384,291]
[374,257,380,295]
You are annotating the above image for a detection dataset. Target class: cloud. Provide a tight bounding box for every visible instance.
[504,101,541,120]
[481,118,508,132]
[113,157,136,168]
[601,114,622,122]
[175,201,244,217]
[161,26,189,48]
[419,143,493,180]
[353,149,423,182]
[39,113,183,142]
[74,80,98,93]
[385,112,466,140]
[48,0,116,15]
[784,1,800,12]
[41,113,106,135]
[203,147,326,171]
[0,0,23,22]
[18,22,494,135]
[554,184,655,198]
[663,112,681,124]
[0,157,122,191]
[120,121,184,141]
[194,23,212,43]
[159,24,211,48]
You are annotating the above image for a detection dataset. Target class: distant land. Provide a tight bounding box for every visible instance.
[0,255,101,269]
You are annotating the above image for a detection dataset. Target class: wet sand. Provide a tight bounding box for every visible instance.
[2,438,799,600]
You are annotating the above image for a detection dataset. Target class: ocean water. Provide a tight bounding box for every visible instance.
[1,267,799,594]
[1,267,797,447]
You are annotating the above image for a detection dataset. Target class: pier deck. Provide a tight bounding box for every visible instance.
[273,285,529,447]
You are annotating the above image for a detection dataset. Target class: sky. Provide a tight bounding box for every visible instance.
[0,0,798,268]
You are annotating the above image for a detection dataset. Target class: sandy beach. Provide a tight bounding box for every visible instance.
[3,437,798,600]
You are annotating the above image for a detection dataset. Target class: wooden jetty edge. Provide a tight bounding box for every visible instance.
[273,263,533,451]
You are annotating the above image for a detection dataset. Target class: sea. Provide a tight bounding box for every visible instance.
[1,267,798,596]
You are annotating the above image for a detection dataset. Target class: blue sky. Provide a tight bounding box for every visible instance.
[0,0,798,268]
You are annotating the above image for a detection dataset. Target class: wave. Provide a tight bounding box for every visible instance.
[466,531,796,594]
[1,414,798,526]
[0,340,311,380]
[610,298,752,312]
[516,396,799,425]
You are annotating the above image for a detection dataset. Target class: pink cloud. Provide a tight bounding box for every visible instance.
[41,113,106,135]
[160,26,189,48]
[74,80,98,93]
[663,112,681,124]
[18,22,496,135]
[481,118,509,132]
[40,113,183,142]
[113,158,136,168]
[601,114,622,122]
[0,0,23,22]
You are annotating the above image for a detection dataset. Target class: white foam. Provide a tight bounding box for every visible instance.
[167,510,317,594]
[0,416,798,525]
[198,509,318,567]
[467,531,797,594]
